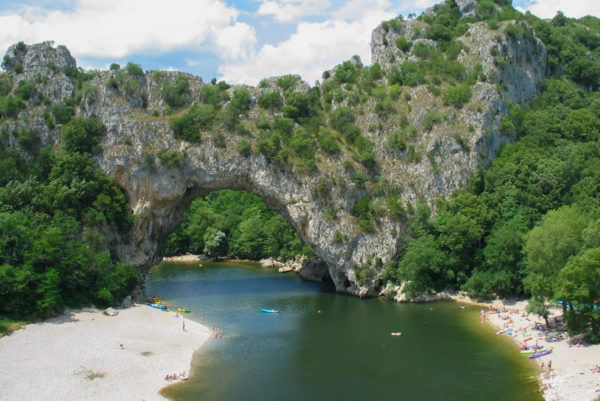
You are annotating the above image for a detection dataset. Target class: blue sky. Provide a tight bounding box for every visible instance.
[0,0,598,84]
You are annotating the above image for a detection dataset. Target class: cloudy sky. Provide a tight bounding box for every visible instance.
[0,0,599,85]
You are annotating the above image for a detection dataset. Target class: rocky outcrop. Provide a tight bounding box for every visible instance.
[260,257,330,282]
[455,0,478,17]
[1,2,547,299]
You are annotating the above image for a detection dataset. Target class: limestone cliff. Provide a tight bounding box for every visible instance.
[0,2,547,298]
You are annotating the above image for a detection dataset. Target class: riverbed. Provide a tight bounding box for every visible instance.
[146,261,543,401]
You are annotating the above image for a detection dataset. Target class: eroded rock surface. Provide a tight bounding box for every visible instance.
[1,2,546,297]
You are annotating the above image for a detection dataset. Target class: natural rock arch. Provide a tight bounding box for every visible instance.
[104,141,395,296]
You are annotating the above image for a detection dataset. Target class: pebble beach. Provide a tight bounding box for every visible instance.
[0,305,211,401]
[482,300,600,401]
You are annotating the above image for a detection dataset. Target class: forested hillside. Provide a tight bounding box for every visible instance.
[165,190,312,261]
[0,113,138,318]
[383,3,600,341]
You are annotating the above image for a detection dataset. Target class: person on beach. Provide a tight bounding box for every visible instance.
[548,360,552,371]
[182,320,186,332]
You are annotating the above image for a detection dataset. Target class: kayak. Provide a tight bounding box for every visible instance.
[528,349,553,359]
[176,308,191,313]
[146,303,168,311]
[521,348,545,355]
[496,328,509,335]
[261,308,280,314]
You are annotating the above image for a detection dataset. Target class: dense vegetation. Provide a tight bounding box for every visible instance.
[0,84,138,319]
[381,2,600,342]
[165,190,313,261]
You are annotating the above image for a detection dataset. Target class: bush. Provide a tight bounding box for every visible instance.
[395,37,411,52]
[335,60,361,84]
[289,130,316,161]
[273,117,295,135]
[375,99,396,117]
[352,197,375,232]
[16,127,40,150]
[229,88,252,114]
[0,95,24,119]
[283,91,313,122]
[125,62,144,77]
[60,116,106,154]
[400,62,426,86]
[16,80,35,100]
[162,76,190,108]
[52,103,75,124]
[237,139,252,157]
[258,91,283,110]
[107,77,118,90]
[443,84,472,108]
[170,103,216,142]
[158,149,182,168]
[201,84,228,108]
[318,130,341,155]
[421,112,444,131]
[452,132,470,151]
[387,131,407,152]
[0,76,12,97]
[276,75,299,91]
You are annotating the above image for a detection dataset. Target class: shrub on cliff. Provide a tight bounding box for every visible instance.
[60,115,106,154]
[170,103,216,142]
[443,84,471,108]
[162,76,190,109]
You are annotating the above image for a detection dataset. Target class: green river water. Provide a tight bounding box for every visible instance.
[145,261,543,401]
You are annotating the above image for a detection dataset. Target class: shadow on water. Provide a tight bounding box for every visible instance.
[147,262,542,401]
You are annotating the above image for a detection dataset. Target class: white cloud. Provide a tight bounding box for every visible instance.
[413,0,438,9]
[257,0,332,22]
[214,22,257,59]
[333,0,394,20]
[523,0,600,18]
[0,0,254,61]
[220,7,395,85]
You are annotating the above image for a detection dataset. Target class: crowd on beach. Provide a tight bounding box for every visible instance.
[477,301,600,401]
[165,371,188,382]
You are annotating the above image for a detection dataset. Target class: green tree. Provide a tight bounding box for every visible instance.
[523,206,587,298]
[558,248,600,341]
[398,235,446,296]
[61,116,106,154]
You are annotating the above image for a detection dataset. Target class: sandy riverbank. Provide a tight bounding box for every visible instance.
[0,305,211,401]
[478,300,600,401]
[161,254,204,263]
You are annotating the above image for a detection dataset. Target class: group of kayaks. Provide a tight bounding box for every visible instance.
[519,344,553,359]
[495,320,554,360]
[145,298,191,313]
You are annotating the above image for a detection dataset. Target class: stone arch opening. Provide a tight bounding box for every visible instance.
[156,188,331,284]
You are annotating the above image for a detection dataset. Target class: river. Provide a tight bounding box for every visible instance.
[145,261,543,401]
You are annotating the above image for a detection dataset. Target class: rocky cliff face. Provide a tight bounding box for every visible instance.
[0,2,547,298]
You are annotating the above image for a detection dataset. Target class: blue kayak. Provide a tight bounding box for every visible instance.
[146,303,168,311]
[261,308,280,314]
